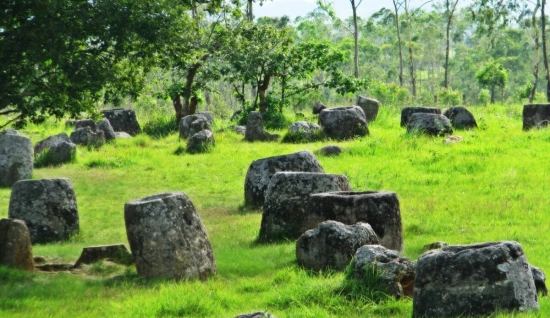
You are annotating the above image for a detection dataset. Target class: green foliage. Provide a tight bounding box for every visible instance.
[34,148,76,168]
[478,89,491,106]
[340,259,391,303]
[438,88,462,106]
[368,81,410,106]
[282,128,327,143]
[142,115,178,139]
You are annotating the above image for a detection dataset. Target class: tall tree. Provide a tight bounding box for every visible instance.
[542,0,550,101]
[443,0,460,89]
[0,0,186,128]
[392,0,406,87]
[529,0,541,103]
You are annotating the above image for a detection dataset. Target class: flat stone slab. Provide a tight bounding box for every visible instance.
[73,244,133,268]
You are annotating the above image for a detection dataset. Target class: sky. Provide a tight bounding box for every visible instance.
[254,0,438,21]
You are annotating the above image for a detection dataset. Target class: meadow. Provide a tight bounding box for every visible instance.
[1,104,550,317]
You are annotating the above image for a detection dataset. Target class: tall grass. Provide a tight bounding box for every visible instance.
[1,104,550,317]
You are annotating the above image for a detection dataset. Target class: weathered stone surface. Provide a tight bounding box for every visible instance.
[124,192,217,280]
[115,132,133,139]
[70,127,105,147]
[422,241,448,252]
[35,133,71,155]
[407,113,453,136]
[230,109,243,121]
[351,245,416,299]
[186,130,215,154]
[356,95,380,122]
[230,125,246,135]
[74,119,96,131]
[317,145,343,156]
[531,265,548,296]
[443,135,463,144]
[35,133,76,165]
[413,241,539,317]
[318,106,369,140]
[312,101,327,115]
[259,172,352,242]
[96,119,116,141]
[196,111,214,124]
[73,244,133,268]
[296,221,379,271]
[101,108,141,136]
[179,114,212,139]
[8,178,79,244]
[401,107,441,127]
[0,218,34,270]
[304,191,403,251]
[0,130,33,187]
[245,112,279,142]
[523,104,550,130]
[443,106,477,129]
[244,150,324,207]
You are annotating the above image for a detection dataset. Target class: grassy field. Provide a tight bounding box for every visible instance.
[1,104,550,317]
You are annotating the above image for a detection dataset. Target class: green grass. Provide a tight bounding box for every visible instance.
[1,104,550,317]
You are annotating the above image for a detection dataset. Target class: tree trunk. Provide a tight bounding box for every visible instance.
[530,0,541,103]
[444,0,459,89]
[173,95,183,124]
[351,0,360,78]
[258,74,271,113]
[405,1,416,96]
[491,87,495,104]
[393,0,404,87]
[247,0,254,22]
[542,0,550,101]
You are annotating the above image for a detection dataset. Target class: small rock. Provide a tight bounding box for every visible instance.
[313,101,327,115]
[0,218,34,271]
[317,145,343,156]
[186,130,215,154]
[443,135,463,144]
[422,241,448,252]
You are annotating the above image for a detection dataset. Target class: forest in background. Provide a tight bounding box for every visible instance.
[1,0,547,127]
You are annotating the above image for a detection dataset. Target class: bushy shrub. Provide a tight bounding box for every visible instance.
[438,88,462,105]
[281,128,327,143]
[478,89,491,106]
[142,114,177,138]
[368,81,409,106]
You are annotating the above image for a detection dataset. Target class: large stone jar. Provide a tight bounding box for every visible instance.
[124,192,217,280]
[0,129,33,187]
[8,178,79,244]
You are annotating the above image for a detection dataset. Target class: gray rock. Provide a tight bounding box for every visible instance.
[70,127,105,147]
[115,132,133,139]
[244,150,324,207]
[179,114,212,139]
[35,133,76,166]
[407,113,453,136]
[443,106,477,129]
[74,119,96,131]
[34,133,71,155]
[8,178,79,244]
[235,312,276,318]
[285,121,322,142]
[530,265,547,296]
[401,107,441,127]
[296,221,379,271]
[244,112,279,142]
[230,125,246,135]
[124,192,217,280]
[312,101,327,115]
[413,241,540,317]
[186,130,215,154]
[304,191,403,251]
[351,245,416,299]
[318,106,369,140]
[96,119,116,141]
[0,130,33,187]
[73,244,133,268]
[523,104,550,130]
[317,145,343,156]
[101,108,141,136]
[196,111,214,124]
[356,95,380,122]
[0,218,34,271]
[230,109,243,121]
[258,172,351,242]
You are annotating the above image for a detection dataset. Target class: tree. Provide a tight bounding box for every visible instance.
[317,0,363,78]
[443,0,460,89]
[391,1,406,87]
[0,0,190,128]
[476,59,508,103]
